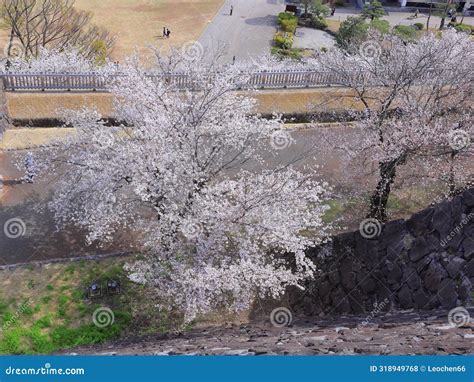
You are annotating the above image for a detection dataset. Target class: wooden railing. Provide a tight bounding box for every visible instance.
[0,71,346,92]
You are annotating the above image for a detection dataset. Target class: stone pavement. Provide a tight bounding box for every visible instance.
[61,308,474,355]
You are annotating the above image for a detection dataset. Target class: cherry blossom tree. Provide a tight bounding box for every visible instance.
[314,30,474,221]
[34,48,331,321]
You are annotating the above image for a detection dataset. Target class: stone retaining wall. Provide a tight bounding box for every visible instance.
[290,188,474,315]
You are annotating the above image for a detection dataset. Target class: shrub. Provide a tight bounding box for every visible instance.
[336,16,369,49]
[278,12,296,21]
[370,19,390,34]
[280,18,297,33]
[274,31,294,49]
[393,24,418,41]
[450,23,473,34]
[311,16,328,30]
[413,22,424,30]
[271,47,303,60]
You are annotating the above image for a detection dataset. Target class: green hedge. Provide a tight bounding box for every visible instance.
[450,23,473,34]
[274,31,294,49]
[278,12,298,33]
[393,24,418,41]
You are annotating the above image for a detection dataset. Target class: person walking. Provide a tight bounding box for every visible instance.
[163,27,166,38]
[23,152,36,183]
[230,5,233,16]
[330,6,336,16]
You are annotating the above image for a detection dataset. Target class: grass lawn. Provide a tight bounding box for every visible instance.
[0,257,178,354]
[0,0,225,61]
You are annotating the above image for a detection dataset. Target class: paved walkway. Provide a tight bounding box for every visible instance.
[198,0,284,64]
[199,2,474,65]
[293,27,336,50]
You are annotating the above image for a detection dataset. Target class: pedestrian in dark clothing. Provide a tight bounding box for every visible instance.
[23,152,36,183]
[163,27,166,38]
[166,28,171,38]
[330,6,336,16]
[230,5,233,16]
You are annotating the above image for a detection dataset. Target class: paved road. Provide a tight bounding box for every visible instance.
[199,0,284,64]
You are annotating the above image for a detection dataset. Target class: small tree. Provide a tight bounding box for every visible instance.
[309,0,330,18]
[361,0,385,21]
[335,16,369,49]
[0,0,114,60]
[316,30,474,221]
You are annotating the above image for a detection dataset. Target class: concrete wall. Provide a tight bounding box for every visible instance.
[290,188,474,315]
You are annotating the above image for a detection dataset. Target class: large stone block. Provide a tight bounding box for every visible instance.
[437,278,458,309]
[409,236,432,262]
[445,257,466,278]
[412,288,430,309]
[457,276,472,302]
[423,260,447,292]
[406,208,434,237]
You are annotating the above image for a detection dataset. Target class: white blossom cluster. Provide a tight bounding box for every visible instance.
[38,48,331,321]
[1,47,118,74]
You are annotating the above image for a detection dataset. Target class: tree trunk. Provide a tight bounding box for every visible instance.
[368,159,398,222]
[427,0,433,29]
[447,152,457,197]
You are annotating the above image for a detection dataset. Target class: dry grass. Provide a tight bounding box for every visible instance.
[5,88,366,120]
[6,92,113,120]
[0,0,224,61]
[326,19,341,34]
[0,128,76,150]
